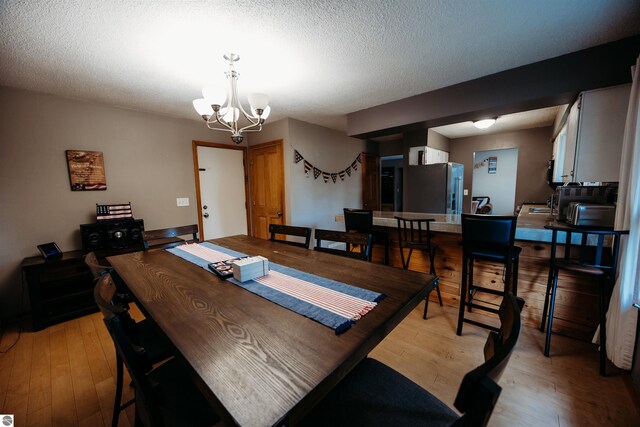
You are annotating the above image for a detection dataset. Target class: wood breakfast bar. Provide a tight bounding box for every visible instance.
[107,235,435,427]
[336,205,604,342]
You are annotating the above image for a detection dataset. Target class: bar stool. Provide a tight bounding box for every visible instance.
[395,216,443,319]
[540,223,628,376]
[344,208,390,265]
[457,214,521,335]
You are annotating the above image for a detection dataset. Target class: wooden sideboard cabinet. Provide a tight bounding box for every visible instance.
[22,250,95,331]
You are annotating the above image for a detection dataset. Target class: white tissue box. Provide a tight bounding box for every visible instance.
[232,256,270,282]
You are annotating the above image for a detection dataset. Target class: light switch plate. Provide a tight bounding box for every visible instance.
[176,197,190,207]
[463,189,469,196]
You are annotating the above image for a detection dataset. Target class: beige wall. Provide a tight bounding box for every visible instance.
[449,126,554,212]
[427,129,451,152]
[0,86,232,317]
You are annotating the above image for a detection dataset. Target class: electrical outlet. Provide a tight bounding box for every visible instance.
[463,189,469,196]
[176,197,190,207]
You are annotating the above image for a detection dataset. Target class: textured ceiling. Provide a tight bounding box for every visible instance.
[1,1,639,132]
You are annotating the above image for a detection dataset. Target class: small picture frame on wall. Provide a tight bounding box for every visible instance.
[66,150,107,191]
[488,156,497,174]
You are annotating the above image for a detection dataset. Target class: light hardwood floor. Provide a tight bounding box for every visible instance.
[0,303,638,426]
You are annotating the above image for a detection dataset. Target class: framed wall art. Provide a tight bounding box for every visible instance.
[66,150,107,191]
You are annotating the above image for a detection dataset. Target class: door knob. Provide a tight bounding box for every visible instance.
[277,211,283,217]
[203,213,209,218]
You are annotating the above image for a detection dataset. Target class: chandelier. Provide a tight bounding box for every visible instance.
[192,53,270,144]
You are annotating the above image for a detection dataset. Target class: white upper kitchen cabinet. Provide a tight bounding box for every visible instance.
[568,84,631,183]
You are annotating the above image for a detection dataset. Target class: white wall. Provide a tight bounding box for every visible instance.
[472,148,519,215]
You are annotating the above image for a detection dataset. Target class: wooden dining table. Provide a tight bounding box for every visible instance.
[107,235,435,427]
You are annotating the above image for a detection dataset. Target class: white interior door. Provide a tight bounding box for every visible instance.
[197,146,247,239]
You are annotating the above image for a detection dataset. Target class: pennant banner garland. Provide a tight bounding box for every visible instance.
[313,167,322,179]
[292,148,362,184]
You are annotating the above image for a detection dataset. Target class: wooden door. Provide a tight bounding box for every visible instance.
[361,152,381,210]
[249,141,285,239]
[193,141,249,240]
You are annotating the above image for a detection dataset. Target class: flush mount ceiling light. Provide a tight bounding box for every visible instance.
[192,53,270,144]
[473,118,497,129]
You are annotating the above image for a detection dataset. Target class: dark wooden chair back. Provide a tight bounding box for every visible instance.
[452,293,524,426]
[461,214,518,278]
[395,216,435,249]
[101,310,161,425]
[143,224,199,249]
[269,224,312,249]
[85,251,110,281]
[314,229,372,261]
[461,214,517,254]
[344,208,374,233]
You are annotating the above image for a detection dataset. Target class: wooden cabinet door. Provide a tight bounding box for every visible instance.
[250,141,285,239]
[361,152,380,210]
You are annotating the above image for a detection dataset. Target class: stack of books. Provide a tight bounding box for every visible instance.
[232,256,270,282]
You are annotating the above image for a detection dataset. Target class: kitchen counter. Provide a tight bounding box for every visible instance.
[335,205,591,244]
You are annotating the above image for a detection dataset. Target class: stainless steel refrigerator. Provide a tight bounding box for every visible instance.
[404,162,464,214]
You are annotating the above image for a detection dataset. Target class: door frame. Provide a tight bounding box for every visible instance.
[248,139,285,237]
[192,140,250,240]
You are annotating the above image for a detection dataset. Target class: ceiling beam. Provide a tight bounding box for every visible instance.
[347,34,640,139]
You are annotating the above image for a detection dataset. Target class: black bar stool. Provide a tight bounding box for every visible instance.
[540,223,628,375]
[344,208,390,265]
[395,216,443,319]
[457,214,521,335]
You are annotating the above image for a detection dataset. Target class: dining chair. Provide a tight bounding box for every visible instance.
[343,208,390,264]
[84,251,135,302]
[269,223,312,249]
[93,273,175,427]
[540,224,628,375]
[314,229,373,261]
[142,223,199,250]
[457,214,521,336]
[301,293,523,427]
[395,216,443,318]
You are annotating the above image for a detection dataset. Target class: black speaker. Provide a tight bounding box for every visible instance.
[80,219,144,252]
[80,223,107,252]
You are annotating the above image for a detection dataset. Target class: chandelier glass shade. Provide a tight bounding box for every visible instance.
[192,53,270,144]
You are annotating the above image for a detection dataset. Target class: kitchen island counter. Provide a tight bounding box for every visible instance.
[336,204,556,242]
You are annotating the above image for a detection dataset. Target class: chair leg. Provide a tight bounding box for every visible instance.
[399,243,406,269]
[512,257,519,296]
[540,265,554,332]
[599,278,607,376]
[456,257,468,336]
[467,259,475,313]
[405,248,414,269]
[112,353,124,427]
[435,283,443,307]
[544,269,559,357]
